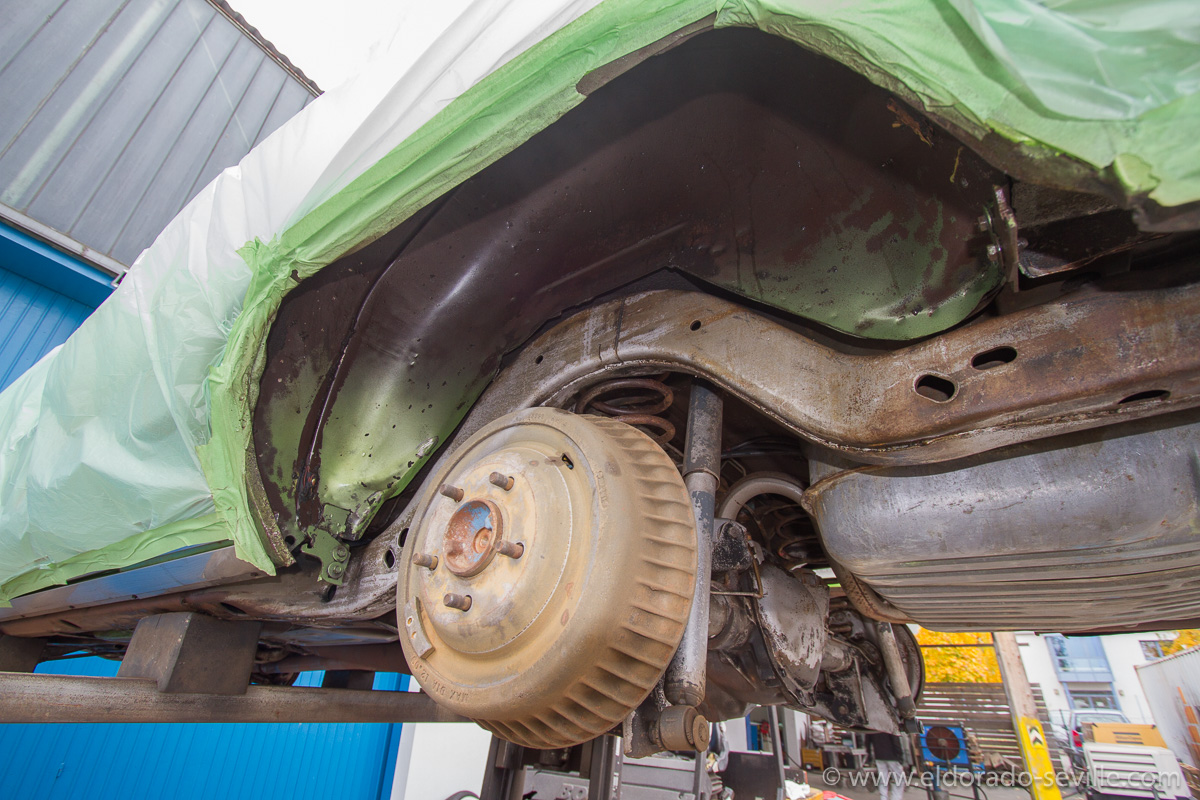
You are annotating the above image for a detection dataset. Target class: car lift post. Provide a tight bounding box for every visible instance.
[479,734,623,800]
[0,613,466,725]
[0,634,46,673]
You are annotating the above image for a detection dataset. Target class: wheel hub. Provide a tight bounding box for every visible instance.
[443,499,503,577]
[398,408,698,749]
[411,441,576,655]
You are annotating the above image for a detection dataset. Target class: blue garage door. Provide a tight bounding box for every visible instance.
[0,657,407,800]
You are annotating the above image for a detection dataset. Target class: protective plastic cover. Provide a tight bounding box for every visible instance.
[1,0,1198,602]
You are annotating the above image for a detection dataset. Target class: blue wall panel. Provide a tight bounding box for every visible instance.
[0,658,407,800]
[0,268,93,392]
[0,219,115,392]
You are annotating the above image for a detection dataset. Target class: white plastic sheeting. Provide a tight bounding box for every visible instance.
[0,0,606,598]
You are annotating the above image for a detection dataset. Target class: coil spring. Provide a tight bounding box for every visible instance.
[574,377,676,446]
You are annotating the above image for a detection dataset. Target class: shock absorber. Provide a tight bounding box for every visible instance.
[664,380,722,707]
[575,374,719,707]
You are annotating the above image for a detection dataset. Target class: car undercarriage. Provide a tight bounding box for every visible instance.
[2,24,1198,752]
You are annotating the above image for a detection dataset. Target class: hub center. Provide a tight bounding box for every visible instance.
[444,499,503,577]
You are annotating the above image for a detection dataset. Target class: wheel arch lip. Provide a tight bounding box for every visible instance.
[253,26,1015,548]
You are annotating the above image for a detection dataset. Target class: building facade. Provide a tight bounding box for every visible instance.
[1015,632,1175,728]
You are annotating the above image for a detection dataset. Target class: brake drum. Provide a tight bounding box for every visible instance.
[398,408,697,749]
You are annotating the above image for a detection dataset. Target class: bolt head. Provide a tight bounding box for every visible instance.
[328,562,345,578]
[495,540,524,559]
[443,593,472,612]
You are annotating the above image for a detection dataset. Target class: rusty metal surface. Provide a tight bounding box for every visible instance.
[101,262,1195,636]
[253,27,1003,552]
[0,532,401,636]
[399,409,697,749]
[806,410,1200,633]
[0,574,394,642]
[251,211,435,549]
[754,566,828,701]
[442,499,504,578]
[0,672,466,724]
[666,382,722,708]
[187,515,402,623]
[423,266,1200,470]
[1018,209,1157,279]
[575,377,677,445]
[14,525,407,634]
[256,643,410,675]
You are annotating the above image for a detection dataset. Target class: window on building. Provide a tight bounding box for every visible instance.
[1070,690,1119,710]
[1045,635,1113,681]
[1140,640,1166,660]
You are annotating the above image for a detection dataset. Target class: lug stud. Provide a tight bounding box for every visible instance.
[488,472,515,491]
[444,593,472,612]
[412,552,438,570]
[439,484,464,502]
[495,541,524,559]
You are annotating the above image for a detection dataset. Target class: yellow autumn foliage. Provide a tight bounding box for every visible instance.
[914,629,1198,684]
[1162,629,1200,656]
[917,628,1002,683]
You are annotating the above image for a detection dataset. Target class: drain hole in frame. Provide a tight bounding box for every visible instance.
[971,346,1017,370]
[915,374,957,403]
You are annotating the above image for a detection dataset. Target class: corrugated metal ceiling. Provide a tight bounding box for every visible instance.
[0,0,318,269]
